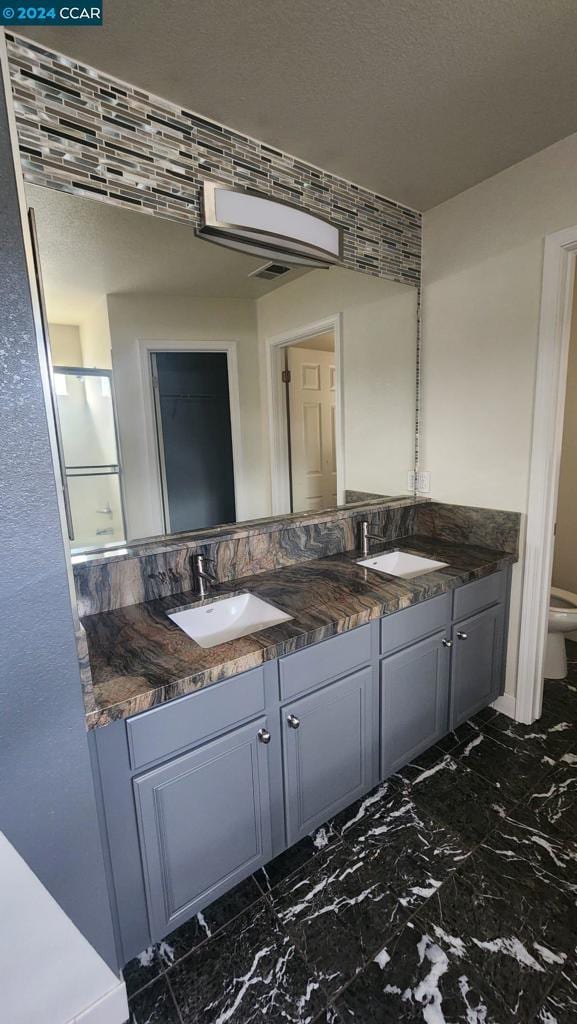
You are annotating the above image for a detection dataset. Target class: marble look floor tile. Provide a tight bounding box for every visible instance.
[271,840,408,996]
[487,705,577,762]
[123,875,263,996]
[395,751,509,846]
[317,1008,342,1023]
[471,705,500,725]
[540,680,577,727]
[450,725,557,803]
[538,966,577,1023]
[255,835,327,893]
[327,778,403,841]
[525,762,577,840]
[476,804,577,905]
[270,802,467,998]
[339,790,469,893]
[435,718,482,754]
[434,706,499,755]
[459,849,577,963]
[334,916,512,1023]
[168,898,328,1023]
[412,874,567,1019]
[128,976,180,1024]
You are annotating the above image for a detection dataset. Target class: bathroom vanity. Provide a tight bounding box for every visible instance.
[88,547,512,966]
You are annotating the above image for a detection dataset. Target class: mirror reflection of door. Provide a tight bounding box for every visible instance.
[151,351,236,533]
[286,331,337,513]
[53,367,125,550]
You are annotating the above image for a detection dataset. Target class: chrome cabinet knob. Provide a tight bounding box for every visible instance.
[457,631,468,640]
[442,639,453,648]
[257,728,271,744]
[287,714,300,729]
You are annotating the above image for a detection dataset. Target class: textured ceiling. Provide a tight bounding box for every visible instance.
[27,184,308,321]
[18,0,577,210]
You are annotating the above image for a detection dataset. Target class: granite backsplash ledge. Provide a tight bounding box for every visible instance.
[73,499,420,617]
[413,502,521,558]
[73,499,521,618]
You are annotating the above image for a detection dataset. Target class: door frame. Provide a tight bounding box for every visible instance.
[264,314,345,514]
[137,338,244,533]
[516,226,577,724]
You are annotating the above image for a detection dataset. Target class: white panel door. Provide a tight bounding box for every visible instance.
[287,347,337,512]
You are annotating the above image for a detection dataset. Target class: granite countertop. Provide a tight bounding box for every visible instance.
[81,534,516,729]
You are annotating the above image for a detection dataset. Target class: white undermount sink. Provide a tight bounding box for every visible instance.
[357,549,449,579]
[168,593,293,648]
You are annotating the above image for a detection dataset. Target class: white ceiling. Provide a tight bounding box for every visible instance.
[18,0,577,210]
[28,184,307,321]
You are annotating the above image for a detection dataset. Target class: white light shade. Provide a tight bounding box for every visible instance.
[198,181,341,266]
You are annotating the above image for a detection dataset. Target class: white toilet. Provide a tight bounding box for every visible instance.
[545,587,577,679]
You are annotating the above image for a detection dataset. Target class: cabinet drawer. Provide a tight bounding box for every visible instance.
[127,666,265,770]
[452,570,506,622]
[380,592,451,655]
[279,625,371,701]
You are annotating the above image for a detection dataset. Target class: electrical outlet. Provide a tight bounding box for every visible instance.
[416,470,430,493]
[408,470,431,493]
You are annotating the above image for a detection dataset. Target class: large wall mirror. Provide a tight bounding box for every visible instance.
[28,184,418,554]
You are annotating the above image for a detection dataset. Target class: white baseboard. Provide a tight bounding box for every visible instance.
[75,980,128,1024]
[491,692,516,719]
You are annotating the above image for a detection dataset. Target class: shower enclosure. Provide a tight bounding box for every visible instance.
[53,367,126,552]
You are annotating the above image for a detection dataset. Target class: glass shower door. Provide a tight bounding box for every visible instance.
[53,368,126,551]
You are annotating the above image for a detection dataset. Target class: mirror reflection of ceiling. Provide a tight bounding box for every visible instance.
[27,184,309,323]
[31,182,418,550]
[19,0,577,210]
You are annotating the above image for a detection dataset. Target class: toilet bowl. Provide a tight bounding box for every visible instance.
[545,587,577,679]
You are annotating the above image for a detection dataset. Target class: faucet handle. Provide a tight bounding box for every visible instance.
[192,550,215,567]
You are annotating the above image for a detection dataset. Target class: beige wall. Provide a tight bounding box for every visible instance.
[107,293,267,541]
[256,267,417,502]
[49,323,82,365]
[80,297,112,369]
[553,266,577,594]
[421,130,577,702]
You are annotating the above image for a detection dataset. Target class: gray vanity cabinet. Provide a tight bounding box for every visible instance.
[449,604,504,727]
[91,567,511,965]
[282,666,374,845]
[133,717,273,938]
[380,632,450,776]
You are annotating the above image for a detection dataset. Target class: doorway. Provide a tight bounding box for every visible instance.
[541,264,577,683]
[266,315,344,515]
[151,350,237,533]
[284,332,338,513]
[517,226,577,723]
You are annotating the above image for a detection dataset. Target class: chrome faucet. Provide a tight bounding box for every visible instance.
[358,519,387,558]
[192,552,218,598]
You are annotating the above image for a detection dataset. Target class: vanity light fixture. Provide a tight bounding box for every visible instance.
[197,180,342,268]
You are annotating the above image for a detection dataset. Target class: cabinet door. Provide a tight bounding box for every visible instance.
[133,718,273,939]
[381,631,450,777]
[450,604,504,728]
[283,667,373,845]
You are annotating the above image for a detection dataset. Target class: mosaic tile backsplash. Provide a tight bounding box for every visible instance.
[6,32,421,286]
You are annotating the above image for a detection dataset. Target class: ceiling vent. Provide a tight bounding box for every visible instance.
[197,180,342,268]
[248,262,292,281]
